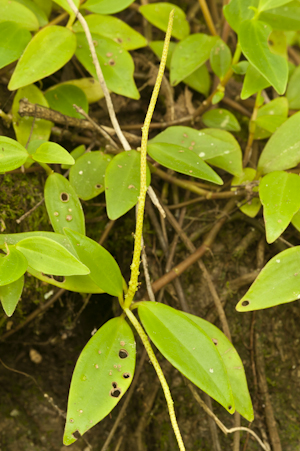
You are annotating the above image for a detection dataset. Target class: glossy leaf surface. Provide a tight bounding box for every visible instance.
[223,0,258,32]
[259,1,300,30]
[286,65,300,109]
[210,39,232,80]
[202,109,241,132]
[53,0,79,15]
[148,142,223,185]
[64,229,123,297]
[183,313,254,421]
[9,26,77,91]
[0,275,24,317]
[0,0,39,30]
[84,0,134,14]
[0,247,28,286]
[138,302,234,412]
[44,173,86,236]
[239,19,288,94]
[61,144,86,170]
[259,171,300,243]
[170,34,217,85]
[76,33,139,99]
[291,208,300,233]
[45,84,89,119]
[12,84,53,147]
[254,97,288,139]
[241,64,270,100]
[139,3,189,40]
[73,14,147,50]
[236,246,300,311]
[257,111,300,174]
[0,22,31,69]
[0,231,76,255]
[105,150,151,220]
[232,168,261,218]
[0,137,28,172]
[32,142,75,165]
[16,237,90,276]
[64,317,136,445]
[15,0,48,26]
[258,0,292,10]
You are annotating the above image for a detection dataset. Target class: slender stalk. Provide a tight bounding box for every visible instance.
[243,90,262,167]
[38,162,53,175]
[198,0,218,36]
[125,308,185,451]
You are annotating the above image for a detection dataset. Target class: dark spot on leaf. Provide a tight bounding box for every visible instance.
[95,184,102,189]
[119,349,128,359]
[116,38,123,43]
[109,59,115,66]
[69,418,74,423]
[110,387,122,398]
[212,338,218,346]
[228,405,232,410]
[241,300,250,307]
[112,381,117,389]
[60,192,69,202]
[123,373,131,379]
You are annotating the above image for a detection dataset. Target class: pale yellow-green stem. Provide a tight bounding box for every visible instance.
[125,308,186,451]
[123,10,174,309]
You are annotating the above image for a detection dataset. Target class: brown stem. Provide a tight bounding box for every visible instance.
[198,0,218,36]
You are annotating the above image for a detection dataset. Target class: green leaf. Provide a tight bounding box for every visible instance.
[259,171,300,243]
[170,34,218,86]
[15,0,48,26]
[8,26,77,91]
[0,137,28,172]
[44,172,86,235]
[69,151,112,200]
[76,32,139,100]
[0,246,28,286]
[105,150,151,220]
[73,14,147,50]
[147,142,223,185]
[64,316,136,445]
[56,78,104,104]
[33,0,52,17]
[0,22,31,70]
[16,237,90,276]
[258,0,292,11]
[291,208,300,233]
[286,65,300,109]
[257,111,300,174]
[0,231,77,255]
[232,61,249,75]
[45,84,89,119]
[259,1,300,30]
[0,275,24,317]
[53,0,79,15]
[210,39,232,80]
[223,0,259,33]
[64,228,123,297]
[0,0,39,30]
[236,246,300,311]
[139,3,189,40]
[202,109,241,132]
[138,302,234,413]
[268,30,287,58]
[84,0,134,14]
[31,142,75,165]
[241,63,270,100]
[12,84,53,147]
[150,126,243,177]
[61,144,86,170]
[232,168,261,218]
[239,19,288,95]
[183,313,254,421]
[254,97,288,139]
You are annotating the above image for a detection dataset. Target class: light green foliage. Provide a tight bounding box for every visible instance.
[254,97,288,139]
[31,142,75,165]
[223,0,259,32]
[259,1,300,30]
[8,26,77,91]
[259,171,300,243]
[73,14,147,50]
[15,0,48,26]
[84,0,134,14]
[64,228,123,297]
[286,65,300,108]
[52,0,79,15]
[105,150,151,220]
[232,168,261,218]
[0,0,39,30]
[76,32,139,99]
[54,78,104,104]
[210,39,232,80]
[0,275,24,317]
[139,3,189,40]
[232,60,249,75]
[0,246,28,286]
[70,151,111,200]
[44,173,86,235]
[45,84,89,119]
[0,137,28,172]
[33,0,52,16]
[138,302,235,413]
[0,22,31,70]
[236,246,300,310]
[63,317,136,445]
[258,0,293,11]
[183,313,254,421]
[241,64,270,100]
[202,109,241,132]
[62,145,86,170]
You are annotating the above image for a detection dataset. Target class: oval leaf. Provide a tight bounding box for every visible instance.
[8,26,77,91]
[236,246,300,311]
[0,246,28,286]
[32,142,75,165]
[64,228,123,297]
[254,97,288,139]
[62,144,86,170]
[16,237,90,276]
[258,0,292,10]
[44,172,86,235]
[202,109,241,132]
[223,0,258,33]
[241,63,270,100]
[139,3,189,40]
[239,19,288,94]
[69,151,112,200]
[0,137,28,172]
[84,0,134,14]
[53,0,79,15]
[0,231,76,254]
[64,317,136,445]
[183,313,254,421]
[76,32,139,99]
[45,84,88,119]
[259,1,300,31]
[57,78,104,104]
[0,22,31,69]
[0,275,24,317]
[0,0,39,30]
[138,302,234,413]
[15,0,48,26]
[210,39,232,80]
[286,65,300,109]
